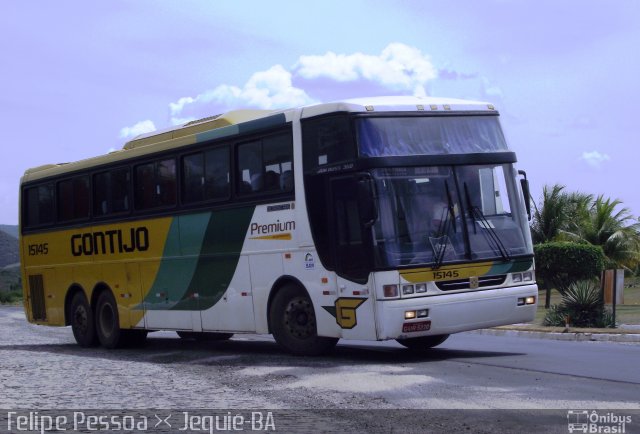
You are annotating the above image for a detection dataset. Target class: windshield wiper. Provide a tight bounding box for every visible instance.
[431,181,457,269]
[463,182,510,261]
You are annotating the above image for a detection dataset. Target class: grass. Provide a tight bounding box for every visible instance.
[535,278,640,326]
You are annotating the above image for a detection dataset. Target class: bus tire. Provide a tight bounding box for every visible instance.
[269,284,338,356]
[176,331,233,341]
[70,292,99,347]
[95,290,123,349]
[396,334,449,350]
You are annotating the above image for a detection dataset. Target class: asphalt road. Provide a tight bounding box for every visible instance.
[1,306,638,433]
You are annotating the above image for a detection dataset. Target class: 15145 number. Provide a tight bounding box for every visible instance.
[28,243,49,256]
[431,270,460,280]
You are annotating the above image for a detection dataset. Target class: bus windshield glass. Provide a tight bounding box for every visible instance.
[357,115,508,157]
[371,165,529,268]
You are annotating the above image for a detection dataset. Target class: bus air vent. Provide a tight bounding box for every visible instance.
[28,274,47,321]
[435,275,507,291]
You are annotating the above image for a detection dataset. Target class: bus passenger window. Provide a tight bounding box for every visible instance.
[135,159,176,210]
[57,176,90,222]
[204,146,229,199]
[182,153,205,203]
[237,141,263,194]
[94,168,130,216]
[237,132,292,196]
[24,184,54,227]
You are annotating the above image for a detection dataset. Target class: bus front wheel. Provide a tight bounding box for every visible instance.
[70,292,99,347]
[269,284,338,356]
[396,334,450,350]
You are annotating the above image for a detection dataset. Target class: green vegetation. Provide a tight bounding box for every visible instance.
[0,289,22,304]
[0,268,22,304]
[531,184,640,271]
[531,184,640,328]
[543,280,614,328]
[535,242,605,295]
[535,279,640,326]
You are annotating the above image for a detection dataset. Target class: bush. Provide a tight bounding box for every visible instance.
[535,242,605,294]
[543,280,614,328]
[0,290,22,304]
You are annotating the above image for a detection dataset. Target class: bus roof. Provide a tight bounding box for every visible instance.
[21,96,497,183]
[301,96,496,118]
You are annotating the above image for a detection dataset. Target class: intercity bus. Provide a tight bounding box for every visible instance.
[19,96,538,355]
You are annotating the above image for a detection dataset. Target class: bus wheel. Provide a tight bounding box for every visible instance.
[95,290,123,349]
[176,331,233,341]
[269,284,338,356]
[70,292,99,347]
[396,334,450,350]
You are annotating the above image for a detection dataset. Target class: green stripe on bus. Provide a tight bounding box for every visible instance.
[141,213,210,310]
[487,257,533,275]
[172,206,255,310]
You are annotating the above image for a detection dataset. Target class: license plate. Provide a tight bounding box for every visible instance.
[402,321,431,333]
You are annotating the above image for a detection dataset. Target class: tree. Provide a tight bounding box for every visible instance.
[570,196,640,271]
[534,242,605,307]
[530,184,570,244]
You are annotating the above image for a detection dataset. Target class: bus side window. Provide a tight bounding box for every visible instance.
[135,159,176,210]
[237,131,293,196]
[237,141,263,195]
[24,183,54,227]
[204,146,230,199]
[94,167,130,216]
[57,176,89,222]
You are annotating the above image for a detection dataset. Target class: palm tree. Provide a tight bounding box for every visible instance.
[575,195,640,270]
[531,184,570,244]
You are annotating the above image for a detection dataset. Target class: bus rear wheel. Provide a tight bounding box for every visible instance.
[95,290,124,349]
[269,284,338,356]
[70,292,99,347]
[176,331,233,341]
[396,334,450,350]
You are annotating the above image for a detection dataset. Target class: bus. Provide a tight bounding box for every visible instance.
[19,96,537,355]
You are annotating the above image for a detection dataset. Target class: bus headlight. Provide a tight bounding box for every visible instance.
[517,296,536,306]
[402,285,415,295]
[405,310,416,319]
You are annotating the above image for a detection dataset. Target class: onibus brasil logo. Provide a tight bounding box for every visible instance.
[567,410,632,433]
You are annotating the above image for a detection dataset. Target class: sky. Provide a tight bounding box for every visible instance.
[1,1,639,225]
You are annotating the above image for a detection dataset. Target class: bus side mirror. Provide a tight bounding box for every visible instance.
[518,170,532,221]
[357,176,377,228]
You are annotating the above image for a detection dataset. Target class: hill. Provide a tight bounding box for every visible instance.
[0,225,18,239]
[0,230,19,268]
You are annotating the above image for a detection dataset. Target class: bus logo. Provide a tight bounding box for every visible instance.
[323,298,366,329]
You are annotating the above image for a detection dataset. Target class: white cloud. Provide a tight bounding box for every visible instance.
[169,65,316,123]
[296,43,437,97]
[168,43,439,121]
[581,150,610,168]
[119,120,156,139]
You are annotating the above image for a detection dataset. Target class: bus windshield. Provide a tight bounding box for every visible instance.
[370,165,529,268]
[357,115,508,157]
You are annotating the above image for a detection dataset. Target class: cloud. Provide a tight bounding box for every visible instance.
[169,65,316,124]
[119,120,156,139]
[581,150,611,168]
[295,43,437,97]
[168,43,439,122]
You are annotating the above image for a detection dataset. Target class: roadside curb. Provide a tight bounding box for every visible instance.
[473,328,640,343]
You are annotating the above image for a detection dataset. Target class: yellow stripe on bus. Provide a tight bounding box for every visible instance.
[400,261,494,283]
[249,233,292,240]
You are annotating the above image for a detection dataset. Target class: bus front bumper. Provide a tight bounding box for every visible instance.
[376,284,538,340]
